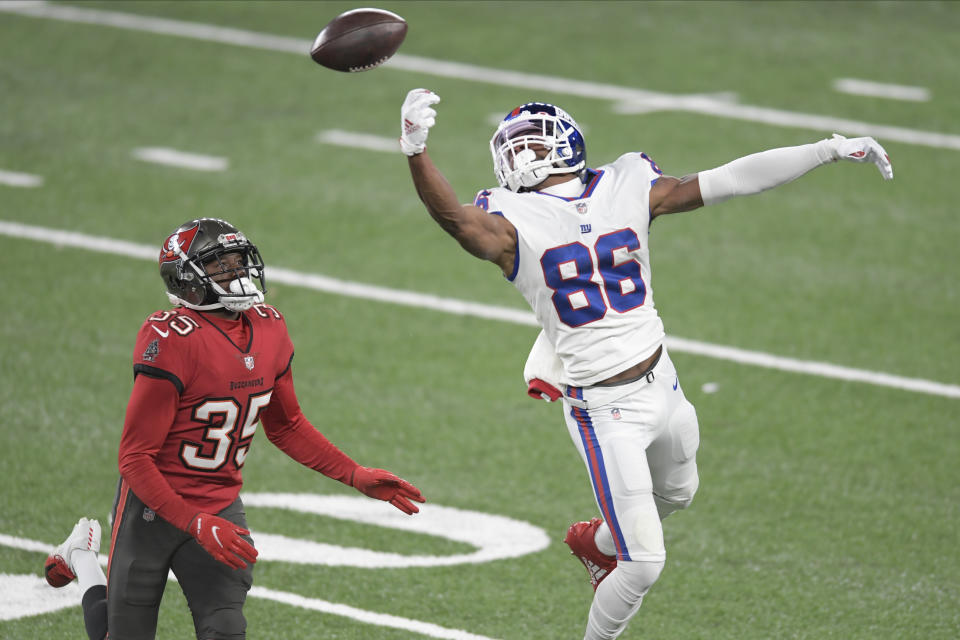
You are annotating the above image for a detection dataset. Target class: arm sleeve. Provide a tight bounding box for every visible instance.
[260,367,360,485]
[117,374,198,531]
[698,139,836,206]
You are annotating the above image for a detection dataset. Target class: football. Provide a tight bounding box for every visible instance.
[310,8,407,72]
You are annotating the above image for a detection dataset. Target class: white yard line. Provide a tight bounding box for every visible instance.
[0,534,500,638]
[131,147,228,171]
[316,129,400,153]
[251,587,500,640]
[833,78,931,102]
[2,219,957,400]
[0,169,43,187]
[2,1,959,151]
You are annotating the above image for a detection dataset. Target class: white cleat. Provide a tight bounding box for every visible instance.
[44,517,101,587]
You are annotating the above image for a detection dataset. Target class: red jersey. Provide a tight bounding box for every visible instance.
[119,304,357,531]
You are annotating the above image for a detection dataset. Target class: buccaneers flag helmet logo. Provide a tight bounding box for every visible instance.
[160,224,200,264]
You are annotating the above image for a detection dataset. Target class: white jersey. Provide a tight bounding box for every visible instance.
[475,152,666,386]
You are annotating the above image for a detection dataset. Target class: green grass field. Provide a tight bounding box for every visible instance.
[1,1,958,638]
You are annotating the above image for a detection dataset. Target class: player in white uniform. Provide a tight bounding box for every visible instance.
[398,88,892,639]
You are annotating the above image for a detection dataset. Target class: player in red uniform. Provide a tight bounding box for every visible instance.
[44,218,425,639]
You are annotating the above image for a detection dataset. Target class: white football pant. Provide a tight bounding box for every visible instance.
[562,346,699,639]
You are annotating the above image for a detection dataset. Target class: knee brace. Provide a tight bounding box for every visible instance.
[586,560,665,640]
[607,559,664,600]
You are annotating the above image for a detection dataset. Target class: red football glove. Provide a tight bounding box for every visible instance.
[189,513,258,570]
[351,466,425,515]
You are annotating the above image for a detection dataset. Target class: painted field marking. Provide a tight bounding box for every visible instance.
[250,586,500,640]
[0,169,43,188]
[316,129,400,153]
[2,1,959,151]
[131,147,228,171]
[244,493,549,568]
[0,533,501,639]
[833,78,931,102]
[1,219,957,400]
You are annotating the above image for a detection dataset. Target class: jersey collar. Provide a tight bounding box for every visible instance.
[533,169,604,202]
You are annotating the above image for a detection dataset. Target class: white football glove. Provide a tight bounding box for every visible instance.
[819,133,893,180]
[400,88,440,156]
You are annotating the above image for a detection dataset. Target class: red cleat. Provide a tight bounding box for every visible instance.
[564,518,617,591]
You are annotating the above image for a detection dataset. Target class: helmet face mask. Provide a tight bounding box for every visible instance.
[159,218,266,312]
[489,103,586,192]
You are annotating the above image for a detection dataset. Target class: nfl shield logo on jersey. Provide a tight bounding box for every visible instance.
[575,201,588,215]
[244,355,255,370]
[611,408,621,420]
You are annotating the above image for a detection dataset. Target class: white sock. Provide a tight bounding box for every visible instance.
[584,560,664,640]
[594,521,617,557]
[70,550,106,593]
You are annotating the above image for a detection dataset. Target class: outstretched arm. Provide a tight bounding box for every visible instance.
[401,89,517,275]
[650,134,893,218]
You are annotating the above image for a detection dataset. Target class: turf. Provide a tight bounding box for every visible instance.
[1,1,957,638]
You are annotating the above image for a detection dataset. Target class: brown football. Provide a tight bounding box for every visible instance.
[310,8,407,73]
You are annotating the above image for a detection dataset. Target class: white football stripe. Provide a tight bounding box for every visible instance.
[243,493,550,568]
[250,586,501,640]
[316,129,400,153]
[2,1,959,151]
[0,575,84,622]
[1,219,957,399]
[0,535,500,638]
[131,147,228,171]
[0,170,43,188]
[833,78,931,102]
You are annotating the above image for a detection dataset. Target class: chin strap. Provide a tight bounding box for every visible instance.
[515,149,550,189]
[168,277,263,312]
[508,149,556,191]
[216,277,264,312]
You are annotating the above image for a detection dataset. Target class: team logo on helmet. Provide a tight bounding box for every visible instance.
[159,224,200,264]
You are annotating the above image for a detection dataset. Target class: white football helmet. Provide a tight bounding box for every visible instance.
[489,102,587,192]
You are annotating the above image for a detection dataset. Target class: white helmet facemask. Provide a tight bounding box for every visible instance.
[489,105,586,192]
